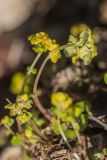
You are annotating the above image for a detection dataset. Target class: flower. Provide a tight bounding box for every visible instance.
[16,112,32,124]
[51,92,73,109]
[0,116,14,129]
[28,32,61,63]
[65,28,97,65]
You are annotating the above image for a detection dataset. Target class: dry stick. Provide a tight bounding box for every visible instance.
[73,153,82,160]
[33,44,72,121]
[89,115,107,131]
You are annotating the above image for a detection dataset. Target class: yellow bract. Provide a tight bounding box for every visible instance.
[28,32,61,63]
[70,23,88,37]
[51,92,73,109]
[48,42,61,63]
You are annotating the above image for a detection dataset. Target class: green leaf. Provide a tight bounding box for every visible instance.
[33,117,45,126]
[73,104,83,117]
[11,134,22,145]
[73,101,92,117]
[33,46,44,54]
[79,46,92,65]
[73,101,85,117]
[65,129,76,139]
[31,68,37,75]
[25,126,33,138]
[77,30,88,47]
[79,114,88,130]
[27,67,37,75]
[64,45,77,58]
[80,114,87,125]
[10,72,25,94]
[68,35,77,44]
[52,119,60,134]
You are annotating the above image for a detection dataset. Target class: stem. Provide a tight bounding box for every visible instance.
[71,120,89,160]
[30,121,48,141]
[17,121,23,133]
[33,44,72,121]
[21,53,41,93]
[58,119,72,151]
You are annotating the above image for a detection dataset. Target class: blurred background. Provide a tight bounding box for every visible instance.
[1,0,107,158]
[1,0,107,116]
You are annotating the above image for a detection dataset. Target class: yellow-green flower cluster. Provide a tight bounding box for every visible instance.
[5,94,33,124]
[28,32,61,63]
[78,29,97,65]
[51,92,73,109]
[65,27,97,65]
[0,116,14,129]
[16,112,32,125]
[0,116,14,135]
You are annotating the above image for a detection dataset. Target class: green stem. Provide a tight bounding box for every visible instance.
[71,120,89,160]
[71,120,82,145]
[30,121,48,141]
[58,119,72,151]
[33,44,72,121]
[21,53,41,93]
